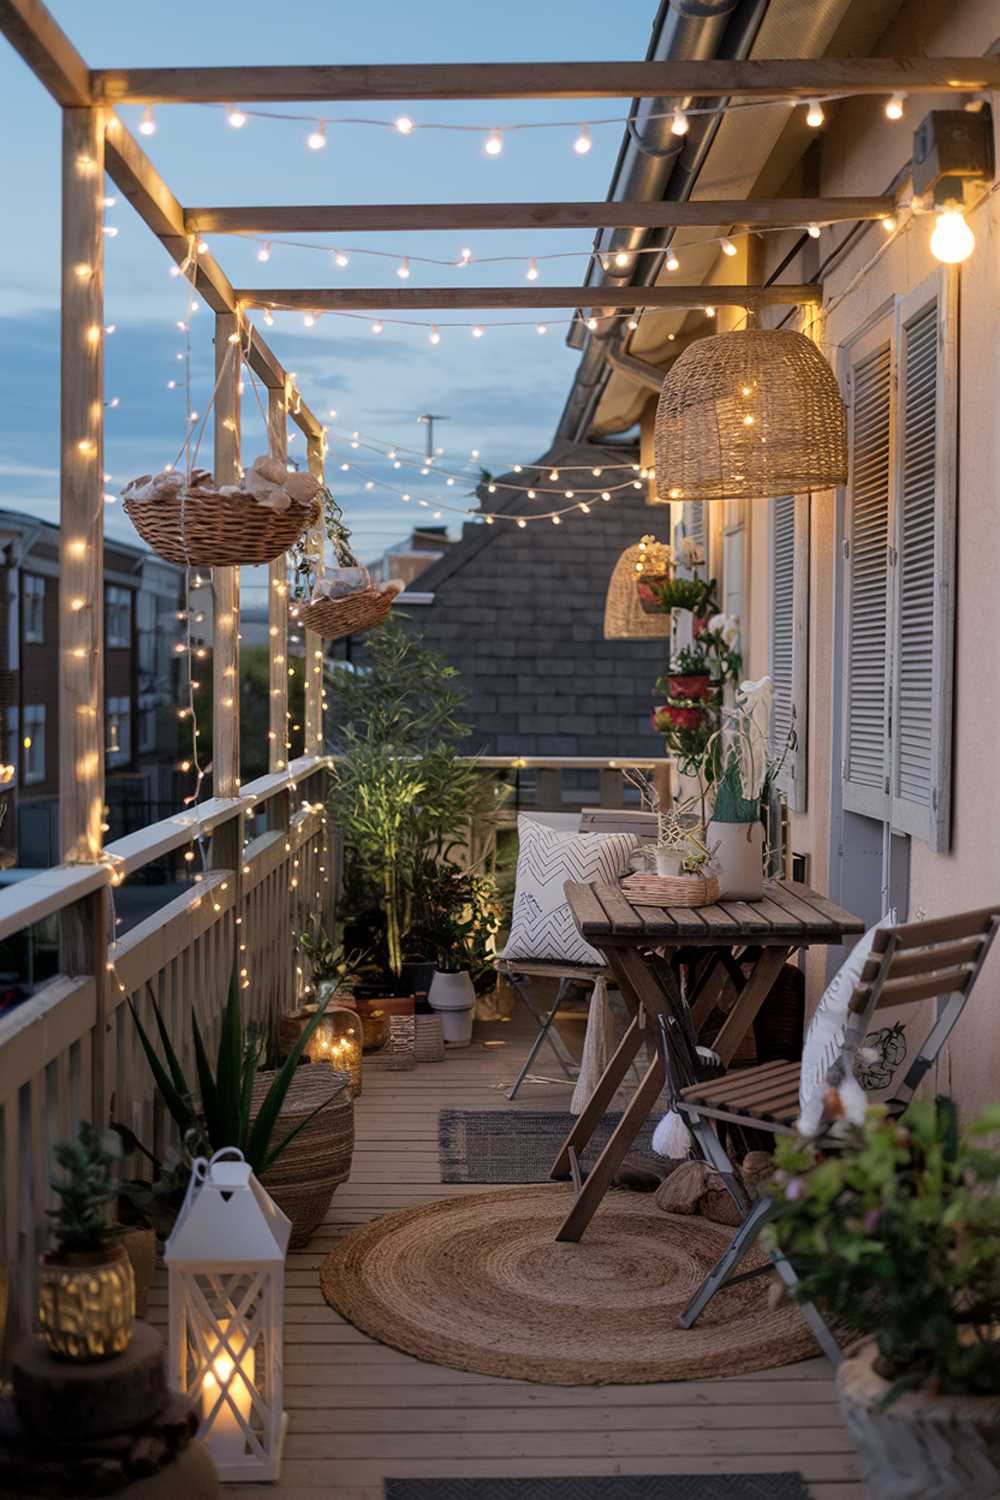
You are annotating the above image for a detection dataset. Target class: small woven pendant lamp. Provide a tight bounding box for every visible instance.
[654,328,848,502]
[604,544,672,639]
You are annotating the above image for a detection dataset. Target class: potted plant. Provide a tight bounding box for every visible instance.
[768,1098,1000,1497]
[703,676,774,900]
[128,976,353,1246]
[37,1123,135,1362]
[411,858,502,1046]
[663,644,714,702]
[111,1131,193,1315]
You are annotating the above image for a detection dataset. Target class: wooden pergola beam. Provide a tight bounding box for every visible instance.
[187,197,894,235]
[91,56,1000,104]
[236,284,820,311]
[0,0,89,105]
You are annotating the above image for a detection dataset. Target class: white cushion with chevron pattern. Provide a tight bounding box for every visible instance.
[500,816,638,966]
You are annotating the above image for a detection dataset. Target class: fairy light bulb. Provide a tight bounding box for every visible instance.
[535,323,547,335]
[573,123,592,155]
[263,308,274,325]
[885,93,905,121]
[704,305,716,319]
[429,325,440,345]
[516,518,527,529]
[396,257,411,280]
[670,107,689,136]
[613,250,633,269]
[665,249,680,273]
[627,316,639,331]
[395,115,414,134]
[307,122,327,150]
[551,515,561,525]
[880,214,897,235]
[371,319,384,333]
[930,208,975,265]
[257,241,272,262]
[805,99,825,128]
[484,129,503,156]
[303,313,316,328]
[525,257,539,281]
[227,107,247,128]
[139,107,156,136]
[807,223,821,239]
[720,237,737,257]
[459,247,473,266]
[586,316,598,331]
[472,324,484,338]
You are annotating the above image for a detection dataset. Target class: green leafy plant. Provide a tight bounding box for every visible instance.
[767,1098,1000,1403]
[112,1129,192,1240]
[668,644,712,677]
[328,617,506,976]
[408,857,503,991]
[47,1123,122,1256]
[638,574,716,615]
[128,975,335,1176]
[296,927,373,992]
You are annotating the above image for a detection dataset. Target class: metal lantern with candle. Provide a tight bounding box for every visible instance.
[165,1148,290,1482]
[304,1002,364,1097]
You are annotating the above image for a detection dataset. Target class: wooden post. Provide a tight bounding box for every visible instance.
[58,106,110,1125]
[211,312,241,872]
[304,433,325,758]
[266,385,290,831]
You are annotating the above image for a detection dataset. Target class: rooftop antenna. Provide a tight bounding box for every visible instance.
[416,412,448,460]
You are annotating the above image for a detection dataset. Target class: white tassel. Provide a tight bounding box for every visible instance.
[652,1109,693,1160]
[570,977,612,1115]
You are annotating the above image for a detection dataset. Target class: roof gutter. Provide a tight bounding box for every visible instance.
[556,0,771,442]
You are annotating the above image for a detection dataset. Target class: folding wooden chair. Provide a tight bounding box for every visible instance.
[672,903,1000,1364]
[494,958,610,1100]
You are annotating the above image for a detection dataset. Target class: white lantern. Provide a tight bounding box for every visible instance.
[165,1148,291,1482]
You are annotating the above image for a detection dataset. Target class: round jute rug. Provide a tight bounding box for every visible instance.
[319,1184,819,1384]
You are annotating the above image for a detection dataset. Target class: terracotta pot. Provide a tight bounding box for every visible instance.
[37,1243,135,1362]
[666,672,712,701]
[119,1226,156,1320]
[837,1339,1000,1500]
[708,819,765,900]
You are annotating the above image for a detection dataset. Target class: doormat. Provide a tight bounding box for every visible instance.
[439,1108,660,1184]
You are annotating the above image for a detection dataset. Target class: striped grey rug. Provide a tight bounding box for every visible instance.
[439,1109,661,1184]
[387,1476,811,1499]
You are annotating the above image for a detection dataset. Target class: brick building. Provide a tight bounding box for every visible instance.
[355,442,667,760]
[0,510,186,867]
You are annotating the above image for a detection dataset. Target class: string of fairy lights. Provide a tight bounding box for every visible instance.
[131,87,923,157]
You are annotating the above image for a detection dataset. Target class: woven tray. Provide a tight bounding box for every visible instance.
[123,490,319,567]
[620,872,720,908]
[292,585,396,641]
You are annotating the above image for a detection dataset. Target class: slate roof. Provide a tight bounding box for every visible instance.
[383,439,669,759]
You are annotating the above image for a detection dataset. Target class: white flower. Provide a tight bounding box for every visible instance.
[720,614,740,648]
[680,535,705,567]
[735,676,774,798]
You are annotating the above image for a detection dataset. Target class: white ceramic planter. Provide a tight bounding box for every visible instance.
[837,1340,1000,1500]
[654,847,684,877]
[428,969,476,1047]
[708,819,765,900]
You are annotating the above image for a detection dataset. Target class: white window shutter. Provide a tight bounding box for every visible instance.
[770,495,809,812]
[682,500,706,566]
[889,272,957,851]
[842,336,893,821]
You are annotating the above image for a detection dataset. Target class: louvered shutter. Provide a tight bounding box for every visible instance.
[889,274,956,850]
[842,338,892,820]
[769,494,809,811]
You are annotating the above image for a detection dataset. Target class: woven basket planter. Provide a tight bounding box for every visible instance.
[620,872,720,908]
[123,488,319,567]
[253,1063,354,1248]
[655,328,848,502]
[415,1013,445,1063]
[291,584,397,641]
[603,545,671,641]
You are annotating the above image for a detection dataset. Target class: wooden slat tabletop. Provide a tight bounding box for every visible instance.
[565,877,864,946]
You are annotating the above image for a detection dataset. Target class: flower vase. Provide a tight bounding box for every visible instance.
[708,820,765,901]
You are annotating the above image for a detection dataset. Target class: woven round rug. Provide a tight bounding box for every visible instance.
[320,1185,819,1384]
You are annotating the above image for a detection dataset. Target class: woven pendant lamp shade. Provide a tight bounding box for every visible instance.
[604,544,672,640]
[654,329,848,502]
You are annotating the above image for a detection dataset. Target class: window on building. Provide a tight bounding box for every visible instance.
[769,495,809,812]
[22,704,45,784]
[106,696,132,768]
[22,574,45,644]
[138,694,158,754]
[106,586,132,649]
[842,269,957,852]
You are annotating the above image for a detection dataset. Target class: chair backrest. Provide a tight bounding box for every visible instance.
[578,808,659,841]
[844,904,1000,1108]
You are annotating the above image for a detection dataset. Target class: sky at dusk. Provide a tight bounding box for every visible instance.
[0,2,654,596]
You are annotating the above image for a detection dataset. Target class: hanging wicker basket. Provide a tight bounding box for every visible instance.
[122,475,320,567]
[604,545,672,640]
[291,582,400,641]
[654,328,848,502]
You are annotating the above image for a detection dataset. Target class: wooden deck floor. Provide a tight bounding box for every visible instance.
[176,1009,863,1498]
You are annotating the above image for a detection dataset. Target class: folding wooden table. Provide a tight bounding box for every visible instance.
[551,878,864,1242]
